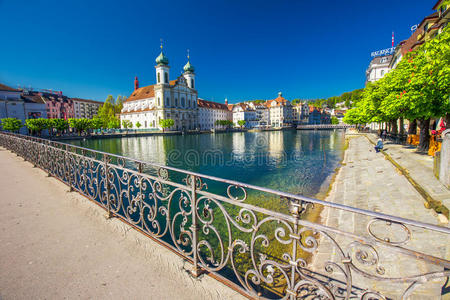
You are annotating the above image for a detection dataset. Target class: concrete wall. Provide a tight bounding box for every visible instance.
[439,129,450,189]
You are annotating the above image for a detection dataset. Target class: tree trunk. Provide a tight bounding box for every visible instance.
[417,118,430,153]
[399,118,405,135]
[408,119,417,134]
[391,120,398,134]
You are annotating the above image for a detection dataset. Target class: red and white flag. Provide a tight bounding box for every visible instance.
[392,32,394,47]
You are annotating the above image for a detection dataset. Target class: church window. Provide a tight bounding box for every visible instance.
[188,99,190,107]
[164,72,168,83]
[157,73,161,83]
[175,98,178,106]
[158,97,161,106]
[181,97,185,107]
[166,97,170,106]
[191,79,194,88]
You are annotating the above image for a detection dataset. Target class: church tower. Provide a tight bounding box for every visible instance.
[155,42,170,85]
[183,49,195,89]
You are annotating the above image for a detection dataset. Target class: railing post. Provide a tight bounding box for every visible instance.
[287,198,301,300]
[190,175,202,277]
[65,145,73,192]
[103,153,113,219]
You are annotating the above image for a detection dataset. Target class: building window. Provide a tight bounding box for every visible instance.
[158,97,161,106]
[175,98,178,107]
[424,23,429,32]
[191,79,194,89]
[164,72,168,83]
[157,73,161,83]
[381,70,384,76]
[181,97,185,107]
[166,97,170,106]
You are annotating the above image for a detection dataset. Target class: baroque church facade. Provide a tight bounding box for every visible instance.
[120,47,199,130]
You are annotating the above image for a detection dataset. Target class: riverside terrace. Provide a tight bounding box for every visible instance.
[0,132,449,299]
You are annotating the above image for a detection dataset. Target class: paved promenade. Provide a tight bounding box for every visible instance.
[313,135,449,299]
[366,133,450,218]
[0,148,244,300]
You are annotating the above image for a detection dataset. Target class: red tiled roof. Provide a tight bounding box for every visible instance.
[433,0,443,11]
[418,12,439,28]
[197,98,229,110]
[0,83,20,92]
[125,79,180,103]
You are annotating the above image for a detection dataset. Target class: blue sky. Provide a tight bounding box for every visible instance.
[0,0,434,103]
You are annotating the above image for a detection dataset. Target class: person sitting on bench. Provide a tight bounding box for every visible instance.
[374,138,383,153]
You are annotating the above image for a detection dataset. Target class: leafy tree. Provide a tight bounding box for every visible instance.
[91,117,104,132]
[1,118,23,132]
[159,119,174,131]
[69,118,93,136]
[25,118,48,136]
[122,119,132,132]
[107,118,120,129]
[136,121,141,129]
[331,116,339,125]
[50,119,69,136]
[237,120,246,128]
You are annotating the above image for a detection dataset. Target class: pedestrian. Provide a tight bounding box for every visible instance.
[374,138,383,153]
[382,130,387,141]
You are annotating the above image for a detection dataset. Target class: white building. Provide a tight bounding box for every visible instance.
[247,102,269,127]
[365,55,393,84]
[197,98,232,130]
[121,47,199,131]
[292,102,309,125]
[232,104,257,128]
[265,92,293,127]
[72,98,103,119]
[0,84,47,134]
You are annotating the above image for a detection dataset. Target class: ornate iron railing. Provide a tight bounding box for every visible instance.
[0,131,449,299]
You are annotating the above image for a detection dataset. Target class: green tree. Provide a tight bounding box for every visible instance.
[25,118,48,136]
[136,121,141,129]
[237,120,246,129]
[1,118,23,132]
[69,118,93,136]
[122,119,132,132]
[107,118,120,129]
[50,119,69,136]
[331,116,339,125]
[159,119,174,132]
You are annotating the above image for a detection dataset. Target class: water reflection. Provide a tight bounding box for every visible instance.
[68,130,345,198]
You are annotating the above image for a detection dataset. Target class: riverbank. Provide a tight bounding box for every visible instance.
[0,148,245,300]
[312,134,449,299]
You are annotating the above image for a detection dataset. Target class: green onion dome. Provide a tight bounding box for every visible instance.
[155,51,169,65]
[183,61,195,73]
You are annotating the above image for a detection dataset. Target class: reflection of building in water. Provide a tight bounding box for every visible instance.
[231,132,246,157]
[120,137,167,164]
[268,130,284,158]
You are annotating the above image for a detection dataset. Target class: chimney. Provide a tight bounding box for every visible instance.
[134,76,139,90]
[225,98,228,105]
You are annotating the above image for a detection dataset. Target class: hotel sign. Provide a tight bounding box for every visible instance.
[371,47,394,57]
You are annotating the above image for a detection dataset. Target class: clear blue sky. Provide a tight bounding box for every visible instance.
[0,0,435,103]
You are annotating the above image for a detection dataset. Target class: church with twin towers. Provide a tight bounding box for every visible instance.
[120,44,232,131]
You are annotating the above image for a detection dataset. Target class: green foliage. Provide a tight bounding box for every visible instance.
[91,117,103,130]
[68,118,93,135]
[97,94,124,129]
[159,119,174,130]
[215,120,233,127]
[49,119,69,135]
[1,118,23,132]
[135,121,141,129]
[237,120,246,128]
[25,118,48,135]
[331,116,339,124]
[122,119,133,130]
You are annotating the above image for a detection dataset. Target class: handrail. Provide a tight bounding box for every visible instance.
[1,131,448,299]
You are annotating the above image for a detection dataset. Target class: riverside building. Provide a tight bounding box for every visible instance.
[120,46,199,131]
[197,98,232,130]
[72,98,103,119]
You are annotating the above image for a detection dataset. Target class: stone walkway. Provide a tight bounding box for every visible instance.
[0,148,244,300]
[312,135,449,299]
[366,133,450,216]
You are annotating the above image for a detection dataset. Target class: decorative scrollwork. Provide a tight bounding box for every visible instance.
[226,184,247,202]
[367,218,411,245]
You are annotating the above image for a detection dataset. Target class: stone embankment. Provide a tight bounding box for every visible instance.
[313,134,449,299]
[0,148,244,300]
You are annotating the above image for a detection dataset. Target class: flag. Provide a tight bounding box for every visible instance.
[392,32,394,47]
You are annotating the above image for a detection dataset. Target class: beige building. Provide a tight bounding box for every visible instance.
[72,98,103,119]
